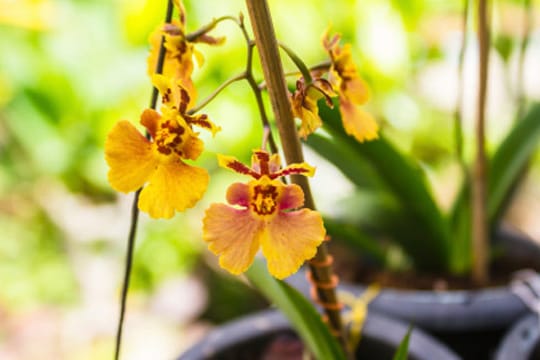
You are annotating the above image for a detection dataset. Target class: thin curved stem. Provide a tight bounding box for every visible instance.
[516,0,532,121]
[279,42,313,83]
[186,15,239,42]
[454,0,468,174]
[188,72,247,114]
[114,189,141,360]
[237,14,280,155]
[114,2,174,359]
[259,60,332,90]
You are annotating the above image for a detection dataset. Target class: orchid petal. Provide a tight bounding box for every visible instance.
[203,204,263,275]
[339,98,379,143]
[261,209,325,279]
[105,121,156,193]
[138,160,208,218]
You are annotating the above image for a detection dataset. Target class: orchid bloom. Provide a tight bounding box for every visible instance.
[290,77,335,139]
[152,74,221,136]
[147,0,224,105]
[202,149,326,279]
[105,76,218,219]
[323,31,379,142]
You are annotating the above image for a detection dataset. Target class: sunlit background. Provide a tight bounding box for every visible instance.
[1,0,540,358]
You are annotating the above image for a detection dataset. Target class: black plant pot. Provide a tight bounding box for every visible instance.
[494,314,540,360]
[178,309,460,360]
[288,227,540,360]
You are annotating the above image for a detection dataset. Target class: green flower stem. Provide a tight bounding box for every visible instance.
[516,0,532,121]
[279,42,313,84]
[454,0,468,175]
[238,15,280,156]
[114,1,174,359]
[259,60,331,90]
[114,189,141,360]
[186,15,238,42]
[245,0,348,355]
[472,0,490,285]
[188,72,247,114]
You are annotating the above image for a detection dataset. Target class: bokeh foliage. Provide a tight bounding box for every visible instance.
[0,0,539,349]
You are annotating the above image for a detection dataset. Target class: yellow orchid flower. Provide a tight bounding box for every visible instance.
[323,30,379,142]
[290,77,335,139]
[147,0,225,105]
[203,149,326,279]
[105,108,208,219]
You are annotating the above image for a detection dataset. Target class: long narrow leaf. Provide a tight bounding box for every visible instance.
[489,103,540,222]
[392,326,412,360]
[449,103,540,272]
[246,260,346,360]
[308,105,451,272]
[323,216,387,265]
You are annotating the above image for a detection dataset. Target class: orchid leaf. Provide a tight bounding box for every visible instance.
[449,103,540,272]
[392,326,412,360]
[246,260,346,360]
[308,104,451,272]
[489,103,540,223]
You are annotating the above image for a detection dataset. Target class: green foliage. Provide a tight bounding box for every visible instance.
[449,103,540,273]
[309,104,451,272]
[392,326,412,360]
[246,260,346,360]
[309,102,540,275]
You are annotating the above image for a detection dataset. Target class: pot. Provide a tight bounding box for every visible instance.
[178,309,460,360]
[493,313,540,360]
[287,227,540,359]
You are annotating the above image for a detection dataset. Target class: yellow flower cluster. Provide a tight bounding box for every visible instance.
[290,29,379,143]
[105,0,222,219]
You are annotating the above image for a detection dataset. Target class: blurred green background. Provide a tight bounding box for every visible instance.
[1,0,539,358]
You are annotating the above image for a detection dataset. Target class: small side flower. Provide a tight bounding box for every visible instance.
[147,0,225,105]
[323,30,379,143]
[202,149,326,279]
[290,77,335,139]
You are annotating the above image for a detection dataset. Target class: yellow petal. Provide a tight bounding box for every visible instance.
[343,76,370,105]
[268,153,282,174]
[273,162,316,179]
[340,98,379,143]
[140,108,160,138]
[297,105,322,139]
[261,209,326,279]
[203,204,263,275]
[218,154,258,177]
[279,184,304,210]
[226,182,250,207]
[105,121,156,193]
[183,132,204,161]
[138,160,208,218]
[186,113,221,136]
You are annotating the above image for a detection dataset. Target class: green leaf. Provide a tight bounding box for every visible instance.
[245,260,346,360]
[308,104,451,272]
[392,326,412,360]
[489,103,540,223]
[449,103,540,272]
[323,217,387,265]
